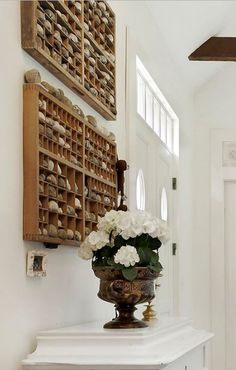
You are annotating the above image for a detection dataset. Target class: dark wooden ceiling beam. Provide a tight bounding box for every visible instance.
[189,37,236,61]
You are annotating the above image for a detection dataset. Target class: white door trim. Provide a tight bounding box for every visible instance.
[211,129,236,370]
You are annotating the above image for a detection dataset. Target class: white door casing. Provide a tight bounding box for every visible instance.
[211,130,236,370]
[124,27,179,317]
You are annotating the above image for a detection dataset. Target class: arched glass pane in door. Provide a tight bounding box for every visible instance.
[136,169,145,210]
[160,187,168,221]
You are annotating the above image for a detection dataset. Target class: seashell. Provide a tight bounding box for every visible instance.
[58,229,67,239]
[88,0,96,7]
[46,127,53,139]
[62,47,69,58]
[89,65,94,74]
[39,183,44,193]
[65,129,71,137]
[107,34,113,43]
[68,56,73,64]
[75,198,82,208]
[62,63,68,70]
[107,131,116,142]
[44,45,51,56]
[39,173,46,181]
[69,33,78,43]
[99,55,107,64]
[57,164,62,175]
[67,205,75,215]
[49,186,57,197]
[90,213,96,221]
[58,193,63,201]
[53,121,66,134]
[48,224,57,237]
[54,30,62,42]
[101,71,111,80]
[67,229,74,240]
[75,74,82,84]
[42,228,48,236]
[66,179,71,191]
[74,231,81,241]
[37,23,44,36]
[75,29,81,39]
[90,88,98,97]
[25,69,41,83]
[84,38,91,48]
[111,107,117,115]
[39,199,42,207]
[59,137,65,146]
[48,1,55,9]
[96,194,102,202]
[86,115,97,127]
[84,48,90,58]
[85,227,90,236]
[98,1,106,11]
[95,8,102,17]
[94,15,101,26]
[58,177,66,188]
[84,186,89,197]
[102,161,107,170]
[58,207,63,214]
[106,142,110,151]
[75,2,81,11]
[109,53,115,63]
[51,50,61,63]
[61,14,68,22]
[61,27,69,36]
[64,142,70,149]
[70,155,78,165]
[45,9,56,21]
[109,95,115,105]
[84,23,89,32]
[104,196,111,205]
[37,9,45,22]
[85,82,90,91]
[36,36,43,48]
[48,159,54,171]
[58,219,62,228]
[44,20,52,32]
[39,124,44,134]
[85,211,91,220]
[68,44,73,54]
[49,200,59,212]
[89,57,96,65]
[75,183,79,193]
[101,16,108,25]
[47,174,57,185]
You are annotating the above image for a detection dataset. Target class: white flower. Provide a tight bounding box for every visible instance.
[87,230,109,251]
[97,209,122,234]
[78,242,93,260]
[114,245,140,267]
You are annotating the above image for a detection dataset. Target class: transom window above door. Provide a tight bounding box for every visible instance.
[136,56,179,157]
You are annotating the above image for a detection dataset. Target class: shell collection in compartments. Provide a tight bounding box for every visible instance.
[38,93,83,168]
[21,0,116,120]
[84,125,116,183]
[83,1,115,112]
[37,1,83,84]
[23,84,118,247]
[84,175,116,237]
[38,152,83,242]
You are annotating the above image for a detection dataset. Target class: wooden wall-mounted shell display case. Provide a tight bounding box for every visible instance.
[21,0,116,120]
[23,83,117,248]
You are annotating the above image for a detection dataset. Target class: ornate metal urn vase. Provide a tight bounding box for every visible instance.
[93,267,159,329]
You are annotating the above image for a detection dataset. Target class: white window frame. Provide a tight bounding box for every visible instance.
[136,56,179,156]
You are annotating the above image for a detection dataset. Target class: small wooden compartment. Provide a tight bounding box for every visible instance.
[21,0,116,120]
[23,83,117,247]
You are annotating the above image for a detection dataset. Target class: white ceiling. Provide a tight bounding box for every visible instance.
[146,0,236,92]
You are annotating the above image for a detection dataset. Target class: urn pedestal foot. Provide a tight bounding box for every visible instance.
[104,305,148,329]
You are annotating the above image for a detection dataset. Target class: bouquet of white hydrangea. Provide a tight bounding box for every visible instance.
[78,210,169,281]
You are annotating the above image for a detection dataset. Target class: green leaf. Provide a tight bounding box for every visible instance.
[137,246,152,265]
[149,262,163,273]
[122,267,138,281]
[150,251,159,265]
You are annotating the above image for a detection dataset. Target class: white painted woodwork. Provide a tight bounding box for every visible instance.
[211,130,236,370]
[22,318,213,370]
[224,182,236,370]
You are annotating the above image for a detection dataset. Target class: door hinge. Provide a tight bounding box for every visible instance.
[172,243,177,256]
[172,177,177,190]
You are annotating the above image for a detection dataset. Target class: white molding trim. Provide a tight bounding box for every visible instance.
[22,318,213,370]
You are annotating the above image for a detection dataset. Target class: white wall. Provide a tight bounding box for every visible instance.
[0,1,194,369]
[193,63,236,331]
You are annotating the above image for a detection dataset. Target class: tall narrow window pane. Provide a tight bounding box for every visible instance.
[153,98,160,136]
[145,86,153,128]
[137,73,145,119]
[166,115,172,151]
[160,107,167,143]
[136,169,145,211]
